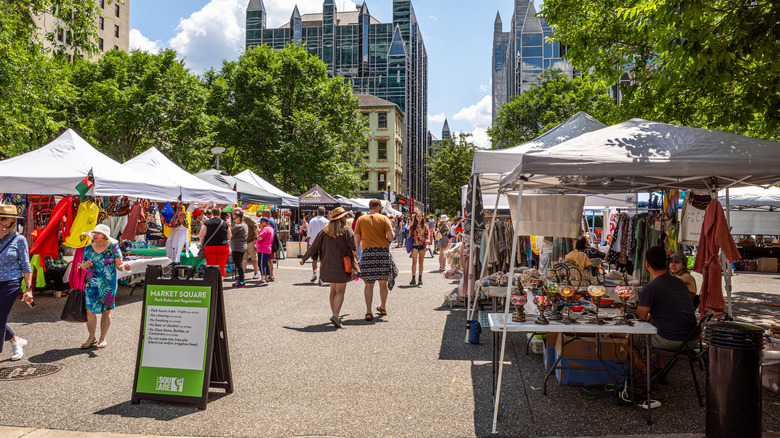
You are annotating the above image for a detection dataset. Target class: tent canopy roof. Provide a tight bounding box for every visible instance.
[298,184,344,209]
[472,112,606,191]
[194,169,282,204]
[234,169,298,208]
[718,186,780,209]
[0,129,179,200]
[125,147,237,204]
[499,119,780,193]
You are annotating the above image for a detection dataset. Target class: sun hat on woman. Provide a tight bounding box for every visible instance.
[81,224,117,244]
[330,207,349,221]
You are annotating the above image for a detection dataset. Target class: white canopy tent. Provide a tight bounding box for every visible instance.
[460,185,637,210]
[718,186,780,210]
[124,147,237,204]
[0,129,179,200]
[234,169,299,208]
[488,118,780,433]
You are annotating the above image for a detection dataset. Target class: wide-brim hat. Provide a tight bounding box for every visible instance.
[81,224,118,244]
[0,205,23,219]
[330,207,349,221]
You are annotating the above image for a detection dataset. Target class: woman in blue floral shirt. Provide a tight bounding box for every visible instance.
[77,224,130,349]
[0,206,33,361]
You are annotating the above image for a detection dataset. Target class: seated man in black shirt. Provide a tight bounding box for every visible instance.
[633,246,699,372]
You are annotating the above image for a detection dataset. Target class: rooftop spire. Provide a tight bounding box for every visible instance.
[291,5,301,20]
[247,0,265,12]
[388,25,407,57]
[494,11,502,31]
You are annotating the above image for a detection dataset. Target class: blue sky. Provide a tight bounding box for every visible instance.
[129,0,524,148]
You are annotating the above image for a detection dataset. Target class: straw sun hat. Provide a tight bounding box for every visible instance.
[81,224,118,244]
[330,207,349,220]
[0,205,24,219]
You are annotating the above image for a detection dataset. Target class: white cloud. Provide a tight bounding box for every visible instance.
[168,0,247,73]
[479,83,489,93]
[453,95,492,129]
[428,112,446,125]
[429,15,438,21]
[453,129,491,149]
[129,29,162,53]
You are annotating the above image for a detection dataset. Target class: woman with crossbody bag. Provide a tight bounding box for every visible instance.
[198,208,231,277]
[299,207,356,328]
[0,205,33,360]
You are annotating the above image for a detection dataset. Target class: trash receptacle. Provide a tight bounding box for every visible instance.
[704,321,764,438]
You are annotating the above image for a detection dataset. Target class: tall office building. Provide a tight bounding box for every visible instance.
[492,0,574,121]
[34,0,130,62]
[246,0,429,209]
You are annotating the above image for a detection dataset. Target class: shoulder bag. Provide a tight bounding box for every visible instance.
[336,232,359,276]
[196,219,222,260]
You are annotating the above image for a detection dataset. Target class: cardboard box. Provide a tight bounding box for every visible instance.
[286,241,306,258]
[554,334,630,385]
[757,257,778,273]
[747,260,758,271]
[544,333,559,371]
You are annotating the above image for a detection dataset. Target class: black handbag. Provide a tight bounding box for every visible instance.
[60,289,88,323]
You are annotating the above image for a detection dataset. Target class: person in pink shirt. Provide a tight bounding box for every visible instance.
[255,218,274,286]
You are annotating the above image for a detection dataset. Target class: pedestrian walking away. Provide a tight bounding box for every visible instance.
[0,206,33,360]
[77,224,131,349]
[261,209,278,281]
[242,212,259,279]
[408,211,429,286]
[307,207,330,284]
[300,207,357,328]
[437,215,450,270]
[230,209,248,288]
[199,208,232,277]
[354,199,398,321]
[255,218,274,286]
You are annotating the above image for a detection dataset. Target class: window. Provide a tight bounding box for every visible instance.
[114,24,119,38]
[115,4,120,17]
[361,140,369,158]
[57,28,64,42]
[100,0,105,8]
[377,172,387,191]
[360,171,369,191]
[65,30,71,45]
[114,45,119,50]
[377,112,387,129]
[377,140,387,161]
[98,37,104,51]
[99,17,104,30]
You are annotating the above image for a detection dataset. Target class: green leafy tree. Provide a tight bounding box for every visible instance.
[67,49,210,170]
[488,69,617,149]
[428,133,476,215]
[0,0,106,157]
[205,43,367,195]
[541,0,780,140]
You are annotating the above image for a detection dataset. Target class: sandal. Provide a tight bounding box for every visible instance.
[365,313,374,321]
[81,340,97,350]
[95,341,108,348]
[376,306,387,316]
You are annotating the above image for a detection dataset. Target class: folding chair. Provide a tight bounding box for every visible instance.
[651,311,714,407]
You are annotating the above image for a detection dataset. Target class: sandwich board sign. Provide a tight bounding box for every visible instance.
[131,265,233,409]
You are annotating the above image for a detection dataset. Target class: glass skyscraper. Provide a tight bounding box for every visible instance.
[246,0,429,208]
[492,0,574,121]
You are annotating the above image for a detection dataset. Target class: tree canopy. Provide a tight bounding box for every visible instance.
[488,70,617,149]
[205,44,367,196]
[427,133,476,216]
[541,0,780,140]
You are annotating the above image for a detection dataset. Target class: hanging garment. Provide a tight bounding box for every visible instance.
[68,247,87,291]
[165,226,190,263]
[29,196,74,258]
[100,216,128,240]
[693,200,740,316]
[29,254,46,288]
[120,203,144,241]
[63,201,100,248]
[464,175,485,247]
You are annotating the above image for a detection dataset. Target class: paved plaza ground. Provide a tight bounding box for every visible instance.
[0,246,778,437]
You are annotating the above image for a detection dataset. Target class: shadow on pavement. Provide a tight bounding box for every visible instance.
[93,392,229,420]
[27,347,98,363]
[438,308,491,362]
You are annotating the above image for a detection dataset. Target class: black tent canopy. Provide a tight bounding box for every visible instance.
[298,184,349,210]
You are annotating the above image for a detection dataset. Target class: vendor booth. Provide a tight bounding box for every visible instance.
[298,185,349,210]
[234,169,299,208]
[194,169,282,205]
[124,147,237,204]
[484,118,780,432]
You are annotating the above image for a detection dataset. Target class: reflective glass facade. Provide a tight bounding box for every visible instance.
[492,0,575,122]
[245,0,429,207]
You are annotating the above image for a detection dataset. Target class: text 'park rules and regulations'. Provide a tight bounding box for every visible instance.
[141,286,210,371]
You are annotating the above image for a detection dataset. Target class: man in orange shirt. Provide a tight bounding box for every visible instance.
[355,199,397,321]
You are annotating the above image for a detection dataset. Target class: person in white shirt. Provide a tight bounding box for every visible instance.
[307,207,330,284]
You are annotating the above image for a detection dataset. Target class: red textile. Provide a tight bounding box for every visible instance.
[205,245,230,277]
[29,196,74,258]
[120,203,143,241]
[692,200,740,315]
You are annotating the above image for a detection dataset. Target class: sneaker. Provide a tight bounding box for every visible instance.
[258,280,269,287]
[232,282,246,288]
[253,273,260,280]
[310,273,317,283]
[10,338,27,361]
[330,315,343,328]
[318,279,322,285]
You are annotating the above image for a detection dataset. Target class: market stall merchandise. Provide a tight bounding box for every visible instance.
[234,169,298,208]
[124,148,237,204]
[0,129,180,200]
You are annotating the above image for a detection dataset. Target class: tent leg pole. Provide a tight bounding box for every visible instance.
[465,175,479,342]
[492,183,523,434]
[466,189,502,342]
[725,188,733,319]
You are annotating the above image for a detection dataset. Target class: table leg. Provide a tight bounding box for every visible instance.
[629,335,634,406]
[646,334,652,425]
[544,336,566,395]
[594,335,618,385]
[492,331,499,398]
